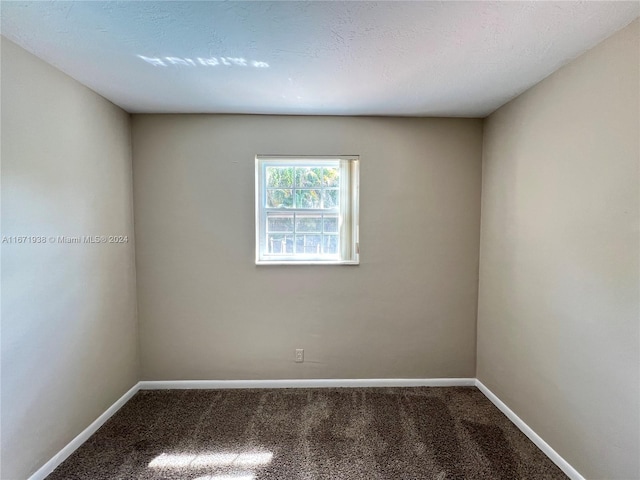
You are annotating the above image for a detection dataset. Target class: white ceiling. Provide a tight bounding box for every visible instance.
[1,1,638,117]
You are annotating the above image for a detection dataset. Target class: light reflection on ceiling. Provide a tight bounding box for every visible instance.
[138,55,269,68]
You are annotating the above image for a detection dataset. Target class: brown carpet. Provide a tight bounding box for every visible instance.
[46,387,568,479]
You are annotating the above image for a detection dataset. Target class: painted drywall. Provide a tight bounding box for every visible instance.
[477,19,639,480]
[0,38,139,479]
[132,115,483,380]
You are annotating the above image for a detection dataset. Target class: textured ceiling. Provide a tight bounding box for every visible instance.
[1,1,638,116]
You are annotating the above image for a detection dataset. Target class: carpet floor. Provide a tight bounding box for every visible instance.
[46,387,568,479]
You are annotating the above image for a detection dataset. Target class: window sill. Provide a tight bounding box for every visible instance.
[255,260,359,266]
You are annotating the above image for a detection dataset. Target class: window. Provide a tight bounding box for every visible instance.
[255,155,359,265]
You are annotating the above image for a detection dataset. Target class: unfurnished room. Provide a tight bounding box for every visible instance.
[1,1,639,479]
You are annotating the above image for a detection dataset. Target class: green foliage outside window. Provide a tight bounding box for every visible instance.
[266,166,339,209]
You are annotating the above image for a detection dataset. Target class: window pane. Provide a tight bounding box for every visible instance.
[323,167,340,187]
[295,167,322,187]
[267,215,293,232]
[296,234,322,254]
[267,189,293,208]
[295,215,322,232]
[323,235,339,254]
[268,234,293,254]
[295,189,321,209]
[322,189,339,209]
[266,167,293,188]
[323,216,338,233]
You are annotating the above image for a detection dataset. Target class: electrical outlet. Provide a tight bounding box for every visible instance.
[295,348,304,363]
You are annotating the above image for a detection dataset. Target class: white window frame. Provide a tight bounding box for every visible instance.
[255,155,359,265]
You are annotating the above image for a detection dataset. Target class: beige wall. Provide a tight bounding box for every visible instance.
[477,19,639,480]
[0,38,139,479]
[132,115,483,380]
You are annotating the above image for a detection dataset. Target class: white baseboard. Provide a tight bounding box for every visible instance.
[475,379,585,480]
[28,382,141,480]
[138,377,476,390]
